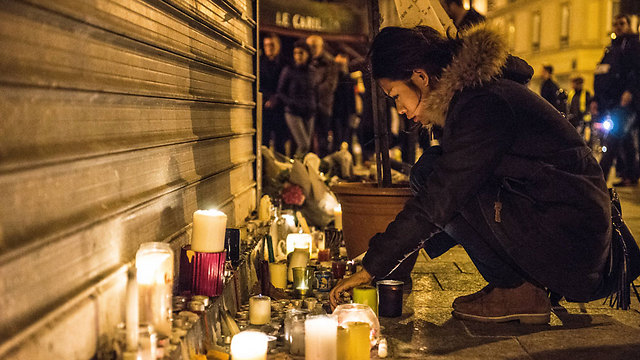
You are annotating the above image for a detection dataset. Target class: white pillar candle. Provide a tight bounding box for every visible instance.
[269,262,288,289]
[283,214,297,233]
[136,243,173,337]
[125,267,139,352]
[230,331,269,360]
[286,233,313,255]
[249,295,271,325]
[259,195,272,222]
[305,315,337,360]
[333,205,342,230]
[191,209,227,253]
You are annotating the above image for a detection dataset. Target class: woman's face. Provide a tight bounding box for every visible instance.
[378,70,430,125]
[293,48,309,66]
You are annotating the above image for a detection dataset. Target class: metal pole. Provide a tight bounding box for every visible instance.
[367,0,392,187]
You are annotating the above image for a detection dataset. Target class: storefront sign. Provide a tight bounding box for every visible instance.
[261,0,365,35]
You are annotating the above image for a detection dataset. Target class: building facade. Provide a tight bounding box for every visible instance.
[486,0,637,92]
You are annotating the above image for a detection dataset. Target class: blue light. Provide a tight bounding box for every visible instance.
[602,146,608,153]
[603,117,614,131]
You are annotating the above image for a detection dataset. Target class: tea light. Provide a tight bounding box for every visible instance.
[305,315,337,360]
[353,285,378,315]
[333,205,343,230]
[268,262,288,289]
[230,331,268,360]
[292,267,312,297]
[249,295,271,325]
[286,233,312,254]
[191,210,227,252]
[136,242,174,337]
[377,280,404,318]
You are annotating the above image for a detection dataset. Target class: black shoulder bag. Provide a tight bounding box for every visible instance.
[604,188,640,309]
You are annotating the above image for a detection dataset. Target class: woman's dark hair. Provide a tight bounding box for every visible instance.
[293,39,311,55]
[370,26,462,81]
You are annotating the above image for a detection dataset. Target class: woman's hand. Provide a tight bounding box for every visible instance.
[329,269,373,310]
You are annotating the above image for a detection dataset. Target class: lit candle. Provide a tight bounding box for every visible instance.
[288,248,310,282]
[230,331,268,360]
[249,295,271,325]
[136,242,173,337]
[191,209,227,253]
[125,267,138,352]
[269,262,288,289]
[333,205,342,230]
[292,267,311,298]
[286,233,313,254]
[259,195,272,222]
[283,214,297,233]
[305,315,337,360]
[352,285,378,315]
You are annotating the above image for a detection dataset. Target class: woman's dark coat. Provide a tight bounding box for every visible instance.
[275,64,316,118]
[362,25,612,302]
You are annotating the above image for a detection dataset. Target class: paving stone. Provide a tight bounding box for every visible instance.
[387,334,531,359]
[454,261,480,274]
[413,261,462,274]
[411,273,442,291]
[434,273,487,292]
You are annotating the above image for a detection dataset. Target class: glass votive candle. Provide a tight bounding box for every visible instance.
[353,285,378,315]
[285,309,307,355]
[249,295,271,325]
[136,242,174,337]
[315,270,333,292]
[292,267,312,298]
[318,249,331,262]
[332,260,346,280]
[230,330,268,360]
[377,280,404,318]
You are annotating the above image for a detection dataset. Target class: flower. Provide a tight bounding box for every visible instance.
[281,182,306,206]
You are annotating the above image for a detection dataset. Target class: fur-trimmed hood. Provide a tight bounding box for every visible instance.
[424,24,511,127]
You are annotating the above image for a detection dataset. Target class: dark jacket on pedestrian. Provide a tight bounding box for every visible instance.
[275,64,316,118]
[362,26,612,302]
[260,54,286,103]
[594,33,640,112]
[540,78,562,111]
[309,51,339,116]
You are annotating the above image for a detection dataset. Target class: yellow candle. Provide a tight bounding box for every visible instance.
[136,242,173,337]
[353,285,378,315]
[249,295,271,325]
[191,209,227,253]
[268,262,288,289]
[337,326,349,360]
[334,205,343,230]
[347,322,371,360]
[230,331,268,360]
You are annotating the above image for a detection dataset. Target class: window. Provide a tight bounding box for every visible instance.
[532,11,541,52]
[560,3,570,47]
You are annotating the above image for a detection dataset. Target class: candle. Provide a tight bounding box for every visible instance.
[224,228,240,264]
[191,209,227,253]
[286,233,313,254]
[317,249,331,262]
[125,267,139,352]
[305,315,337,360]
[230,331,268,360]
[337,326,349,360]
[332,260,346,280]
[288,248,310,282]
[377,280,404,318]
[282,214,297,233]
[346,322,371,360]
[292,267,312,298]
[269,261,288,289]
[249,295,271,325]
[333,205,343,230]
[284,308,307,355]
[136,242,174,337]
[259,195,272,222]
[378,338,388,358]
[353,285,378,315]
[332,303,380,347]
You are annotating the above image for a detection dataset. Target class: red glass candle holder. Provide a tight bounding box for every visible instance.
[332,260,346,280]
[178,245,226,297]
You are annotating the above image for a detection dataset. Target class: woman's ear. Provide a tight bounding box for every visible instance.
[410,69,429,90]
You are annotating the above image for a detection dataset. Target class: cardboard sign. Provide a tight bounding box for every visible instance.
[394,0,456,35]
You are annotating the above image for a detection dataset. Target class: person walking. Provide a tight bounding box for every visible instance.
[306,35,338,156]
[594,14,640,186]
[275,40,316,156]
[329,25,628,324]
[261,34,287,154]
[539,65,565,112]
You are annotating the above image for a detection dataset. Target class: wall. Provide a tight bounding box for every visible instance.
[0,0,257,358]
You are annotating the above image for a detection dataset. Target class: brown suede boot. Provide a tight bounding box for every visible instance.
[452,282,550,324]
[452,284,494,309]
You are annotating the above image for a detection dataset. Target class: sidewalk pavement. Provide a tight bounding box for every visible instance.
[380,188,640,359]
